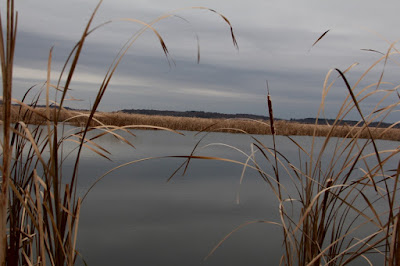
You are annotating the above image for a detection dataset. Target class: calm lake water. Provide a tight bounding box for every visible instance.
[74,129,284,266]
[62,127,398,266]
[9,125,398,265]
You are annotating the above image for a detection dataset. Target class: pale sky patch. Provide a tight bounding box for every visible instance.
[176,87,261,101]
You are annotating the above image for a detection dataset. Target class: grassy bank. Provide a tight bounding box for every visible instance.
[3,105,400,141]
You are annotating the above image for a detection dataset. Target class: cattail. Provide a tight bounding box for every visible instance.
[266,81,275,135]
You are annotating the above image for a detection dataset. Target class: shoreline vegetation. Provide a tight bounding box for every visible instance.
[3,105,400,141]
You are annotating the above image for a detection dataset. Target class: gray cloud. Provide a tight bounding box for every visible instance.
[8,0,400,122]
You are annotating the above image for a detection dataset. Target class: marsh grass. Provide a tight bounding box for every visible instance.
[0,1,237,265]
[173,40,400,265]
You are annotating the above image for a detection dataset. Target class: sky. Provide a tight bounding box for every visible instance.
[8,0,400,121]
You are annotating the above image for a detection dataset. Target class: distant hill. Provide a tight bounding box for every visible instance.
[120,109,397,128]
[293,118,398,129]
[120,109,268,120]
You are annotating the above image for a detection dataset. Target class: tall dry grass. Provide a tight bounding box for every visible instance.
[0,1,237,265]
[174,40,400,265]
[0,0,16,264]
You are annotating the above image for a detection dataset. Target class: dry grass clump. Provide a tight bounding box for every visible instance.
[263,62,400,264]
[176,43,400,265]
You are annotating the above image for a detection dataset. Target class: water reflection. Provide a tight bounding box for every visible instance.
[75,129,284,265]
[10,126,396,265]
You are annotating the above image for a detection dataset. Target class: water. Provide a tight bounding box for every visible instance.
[3,125,399,265]
[75,129,283,265]
[69,128,398,265]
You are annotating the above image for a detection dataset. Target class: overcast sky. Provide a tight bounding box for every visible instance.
[8,0,400,120]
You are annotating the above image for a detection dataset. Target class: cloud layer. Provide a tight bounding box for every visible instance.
[9,0,400,121]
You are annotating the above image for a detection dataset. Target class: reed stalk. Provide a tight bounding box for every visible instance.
[0,1,16,265]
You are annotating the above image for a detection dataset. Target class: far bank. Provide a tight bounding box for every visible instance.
[3,105,400,141]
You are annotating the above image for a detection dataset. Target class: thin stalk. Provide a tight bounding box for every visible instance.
[0,1,16,265]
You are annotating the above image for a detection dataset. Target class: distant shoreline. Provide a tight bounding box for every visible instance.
[3,105,400,141]
[120,108,397,129]
[11,104,398,128]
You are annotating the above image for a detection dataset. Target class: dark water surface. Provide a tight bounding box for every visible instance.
[75,130,282,265]
[55,128,397,265]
